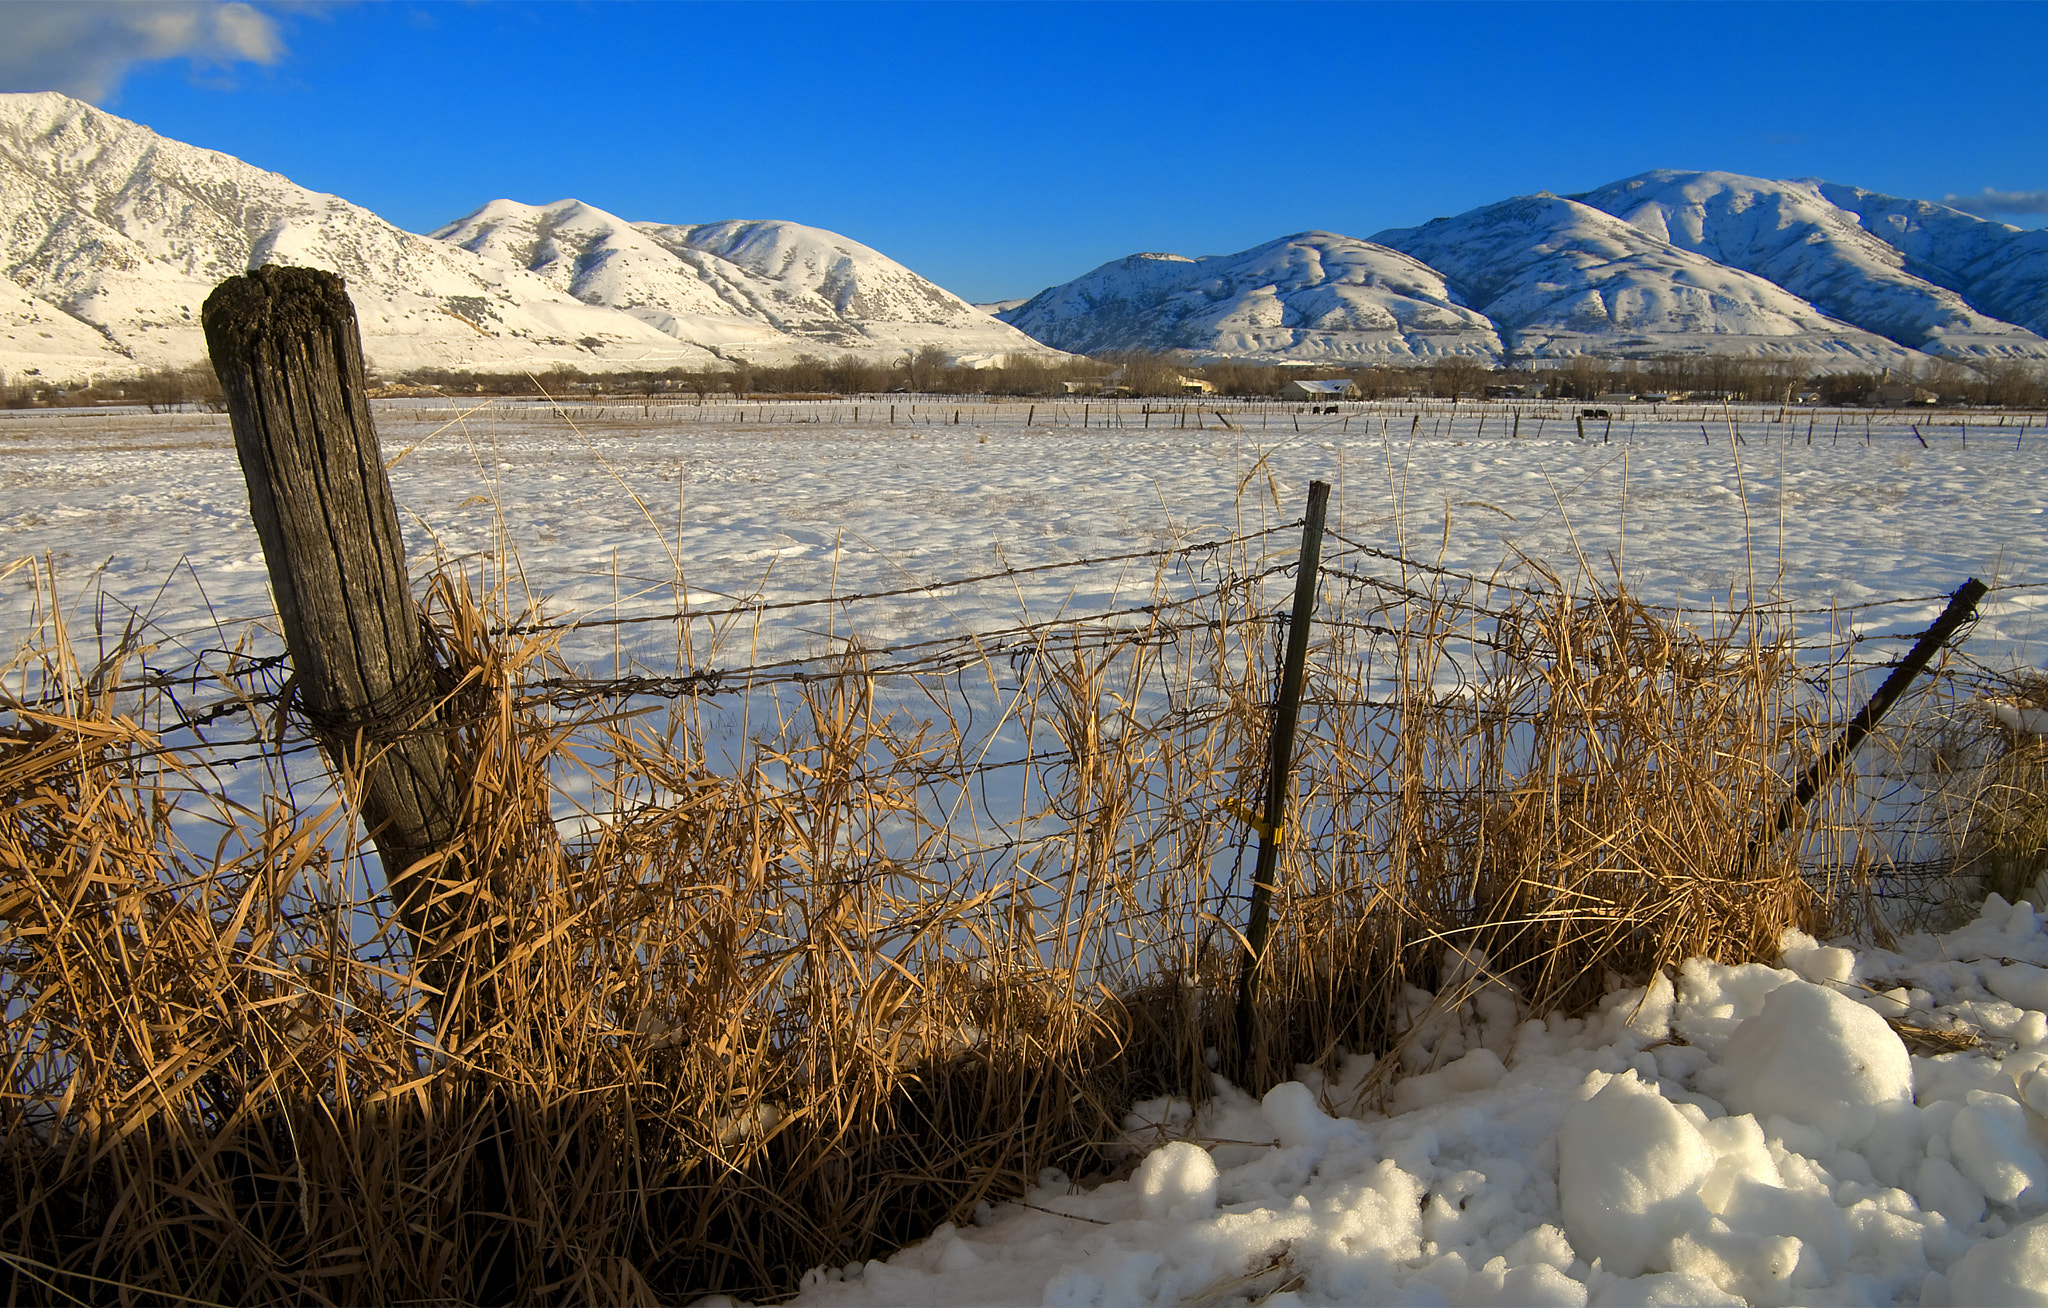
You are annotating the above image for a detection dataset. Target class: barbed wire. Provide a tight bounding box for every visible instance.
[6,519,2031,766]
[1321,527,2048,619]
[487,524,1303,638]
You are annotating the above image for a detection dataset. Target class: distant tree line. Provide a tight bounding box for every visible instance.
[393,350,2047,408]
[9,351,2047,410]
[3,362,225,411]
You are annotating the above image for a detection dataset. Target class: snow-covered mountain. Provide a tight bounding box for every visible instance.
[0,91,717,382]
[1814,181,2048,341]
[1371,193,1922,367]
[998,179,2047,371]
[0,93,1055,385]
[1569,170,2048,359]
[998,233,1503,365]
[432,200,1046,365]
[7,91,2043,385]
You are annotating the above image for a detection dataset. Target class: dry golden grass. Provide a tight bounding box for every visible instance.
[1938,670,2048,911]
[0,517,1888,1303]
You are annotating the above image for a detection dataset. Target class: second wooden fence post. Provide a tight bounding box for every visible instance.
[1237,479,1331,1071]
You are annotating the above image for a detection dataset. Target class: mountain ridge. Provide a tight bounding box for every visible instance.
[0,92,1056,385]
[3,96,2042,384]
[999,172,2048,370]
[998,232,1504,365]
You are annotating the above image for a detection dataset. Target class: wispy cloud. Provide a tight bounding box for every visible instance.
[0,2,287,103]
[1941,187,2048,217]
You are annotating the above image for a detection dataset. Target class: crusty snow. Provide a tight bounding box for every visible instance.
[755,903,2048,1307]
[6,397,2044,683]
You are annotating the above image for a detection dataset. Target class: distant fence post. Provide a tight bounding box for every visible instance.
[202,266,475,1006]
[1236,479,1331,1071]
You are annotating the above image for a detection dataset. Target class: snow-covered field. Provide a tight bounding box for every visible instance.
[5,397,2048,1305]
[5,398,2044,674]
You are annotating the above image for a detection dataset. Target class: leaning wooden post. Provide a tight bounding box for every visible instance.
[202,266,474,1006]
[1236,480,1331,1071]
[1753,577,1987,857]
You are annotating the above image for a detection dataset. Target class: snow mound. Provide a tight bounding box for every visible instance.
[774,895,2048,1306]
[1134,1141,1217,1220]
[1714,980,1914,1148]
[1559,1071,1716,1277]
[1945,1213,2048,1307]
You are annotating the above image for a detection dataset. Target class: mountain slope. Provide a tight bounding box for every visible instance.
[1569,170,2048,359]
[997,232,1503,364]
[5,96,2041,384]
[0,91,714,380]
[0,280,136,381]
[1370,193,1920,367]
[1814,182,2048,340]
[426,199,792,354]
[433,200,1049,364]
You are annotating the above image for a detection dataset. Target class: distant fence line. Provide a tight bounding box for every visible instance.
[369,393,2047,437]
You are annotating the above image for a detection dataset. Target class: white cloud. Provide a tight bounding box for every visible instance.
[0,2,286,103]
[1941,187,2048,217]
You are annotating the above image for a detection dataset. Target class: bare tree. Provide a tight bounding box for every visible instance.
[907,344,950,393]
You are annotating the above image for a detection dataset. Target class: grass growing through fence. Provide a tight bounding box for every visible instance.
[2,504,1885,1303]
[1947,671,2048,911]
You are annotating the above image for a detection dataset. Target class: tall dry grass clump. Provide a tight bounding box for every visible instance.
[1230,559,1846,1087]
[1936,669,2048,911]
[1,523,1887,1302]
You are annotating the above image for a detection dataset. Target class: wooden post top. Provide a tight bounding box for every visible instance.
[202,264,361,357]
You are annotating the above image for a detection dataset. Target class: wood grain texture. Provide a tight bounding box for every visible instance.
[203,265,471,992]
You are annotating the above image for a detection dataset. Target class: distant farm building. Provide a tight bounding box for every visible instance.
[1176,375,1217,395]
[1867,382,1938,406]
[1282,378,1360,402]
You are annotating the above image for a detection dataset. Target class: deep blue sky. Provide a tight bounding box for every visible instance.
[12,1,2048,302]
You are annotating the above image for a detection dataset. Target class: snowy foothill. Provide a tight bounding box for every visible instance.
[754,903,2048,1308]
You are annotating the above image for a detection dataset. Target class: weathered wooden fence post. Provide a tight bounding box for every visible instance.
[202,265,475,1005]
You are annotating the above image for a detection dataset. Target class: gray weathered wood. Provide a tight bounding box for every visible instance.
[202,265,473,999]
